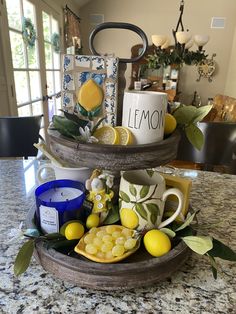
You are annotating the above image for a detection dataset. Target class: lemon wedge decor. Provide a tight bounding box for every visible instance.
[77,79,104,117]
[93,126,120,145]
[74,225,140,263]
[114,126,134,145]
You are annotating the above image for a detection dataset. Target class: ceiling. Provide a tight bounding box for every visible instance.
[74,0,91,8]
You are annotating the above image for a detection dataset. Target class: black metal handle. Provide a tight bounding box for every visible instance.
[89,22,148,63]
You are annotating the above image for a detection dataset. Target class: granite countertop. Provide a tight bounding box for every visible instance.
[0,160,236,314]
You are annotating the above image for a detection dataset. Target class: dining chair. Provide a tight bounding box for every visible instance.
[0,115,43,158]
[176,122,236,174]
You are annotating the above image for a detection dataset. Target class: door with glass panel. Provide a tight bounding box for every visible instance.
[5,0,62,140]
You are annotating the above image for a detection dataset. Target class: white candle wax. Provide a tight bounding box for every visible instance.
[39,187,83,202]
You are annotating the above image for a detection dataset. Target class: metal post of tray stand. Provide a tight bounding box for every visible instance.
[89,22,148,125]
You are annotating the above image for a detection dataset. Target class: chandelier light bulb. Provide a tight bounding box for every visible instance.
[185,38,194,50]
[161,37,171,49]
[176,31,192,44]
[152,35,167,47]
[194,35,210,48]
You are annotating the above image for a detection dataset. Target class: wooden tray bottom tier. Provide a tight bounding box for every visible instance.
[34,240,191,291]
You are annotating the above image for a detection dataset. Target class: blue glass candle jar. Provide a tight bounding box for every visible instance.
[35,179,86,234]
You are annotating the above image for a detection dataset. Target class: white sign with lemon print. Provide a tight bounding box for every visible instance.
[119,169,184,231]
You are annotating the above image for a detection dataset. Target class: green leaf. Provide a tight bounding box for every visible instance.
[146,169,154,177]
[52,115,84,138]
[185,124,204,150]
[207,255,218,279]
[175,212,197,232]
[14,239,34,276]
[174,226,195,237]
[146,203,160,224]
[160,228,176,238]
[211,265,218,280]
[208,238,236,261]
[173,105,197,125]
[182,236,213,255]
[140,185,150,199]
[91,116,106,134]
[129,184,137,197]
[46,239,78,249]
[191,105,213,124]
[103,204,120,225]
[60,110,88,126]
[45,233,65,240]
[119,191,130,203]
[135,203,148,220]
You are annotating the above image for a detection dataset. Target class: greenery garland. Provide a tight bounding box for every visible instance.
[51,32,60,53]
[22,17,36,48]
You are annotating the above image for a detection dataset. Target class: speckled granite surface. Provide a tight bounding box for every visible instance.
[0,160,235,314]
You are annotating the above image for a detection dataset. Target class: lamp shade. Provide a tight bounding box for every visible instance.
[194,35,210,47]
[185,38,194,50]
[176,31,191,44]
[152,35,167,47]
[161,37,171,49]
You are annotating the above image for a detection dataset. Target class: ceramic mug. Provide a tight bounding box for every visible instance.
[122,91,167,144]
[119,169,183,231]
[37,163,92,184]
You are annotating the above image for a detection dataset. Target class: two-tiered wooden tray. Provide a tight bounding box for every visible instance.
[27,129,193,290]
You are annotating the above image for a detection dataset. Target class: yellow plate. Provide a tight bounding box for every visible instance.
[74,225,140,263]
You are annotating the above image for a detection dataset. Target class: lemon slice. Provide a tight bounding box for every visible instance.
[114,126,134,145]
[93,126,119,145]
[74,225,140,263]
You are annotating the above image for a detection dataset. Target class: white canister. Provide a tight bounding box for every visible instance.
[122,91,167,145]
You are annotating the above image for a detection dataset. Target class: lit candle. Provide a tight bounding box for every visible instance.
[35,180,85,234]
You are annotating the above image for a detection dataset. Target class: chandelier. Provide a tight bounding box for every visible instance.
[147,0,209,69]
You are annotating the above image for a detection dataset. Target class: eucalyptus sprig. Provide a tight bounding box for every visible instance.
[52,112,106,143]
[172,104,213,150]
[162,212,236,279]
[11,226,73,277]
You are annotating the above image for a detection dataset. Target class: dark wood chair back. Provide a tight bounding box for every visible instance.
[177,122,236,174]
[0,115,43,158]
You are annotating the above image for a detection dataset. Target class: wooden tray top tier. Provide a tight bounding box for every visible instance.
[48,129,180,171]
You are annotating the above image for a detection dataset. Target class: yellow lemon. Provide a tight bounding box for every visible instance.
[93,126,120,145]
[86,214,100,229]
[59,220,81,236]
[120,208,139,229]
[65,222,85,240]
[164,113,177,135]
[114,126,134,145]
[143,229,171,257]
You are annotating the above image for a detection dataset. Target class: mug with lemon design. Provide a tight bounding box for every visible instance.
[119,169,184,231]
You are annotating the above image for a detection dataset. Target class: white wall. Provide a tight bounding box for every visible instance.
[79,0,236,105]
[224,25,236,98]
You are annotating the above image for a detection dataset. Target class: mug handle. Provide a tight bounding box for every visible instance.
[37,164,55,183]
[158,188,184,229]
